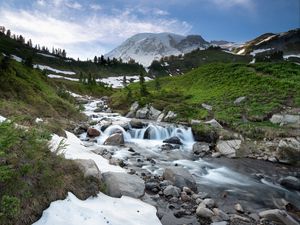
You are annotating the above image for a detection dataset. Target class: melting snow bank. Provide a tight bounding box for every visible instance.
[47,74,79,81]
[33,64,76,75]
[98,76,152,88]
[0,115,6,123]
[50,131,124,173]
[33,192,162,225]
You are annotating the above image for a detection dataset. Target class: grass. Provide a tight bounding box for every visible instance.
[0,122,100,225]
[111,62,300,139]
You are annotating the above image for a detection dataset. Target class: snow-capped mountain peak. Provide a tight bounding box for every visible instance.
[105,33,209,67]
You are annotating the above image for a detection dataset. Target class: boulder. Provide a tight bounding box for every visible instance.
[205,119,223,129]
[202,198,216,208]
[270,114,300,127]
[193,142,210,155]
[157,113,165,122]
[216,140,241,158]
[87,127,101,137]
[74,159,102,181]
[164,111,177,122]
[279,176,300,191]
[276,138,300,165]
[126,101,139,118]
[163,166,197,192]
[191,119,201,125]
[234,96,246,105]
[163,185,181,197]
[102,172,145,198]
[212,208,229,222]
[136,106,149,119]
[104,133,124,146]
[161,143,179,151]
[148,106,162,120]
[163,136,182,145]
[130,119,146,129]
[234,203,244,213]
[196,205,214,218]
[259,209,299,225]
[202,103,213,111]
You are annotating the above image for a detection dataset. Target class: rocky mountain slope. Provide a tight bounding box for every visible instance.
[105,33,209,67]
[234,28,300,57]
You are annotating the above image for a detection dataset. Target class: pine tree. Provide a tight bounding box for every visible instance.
[122,75,127,87]
[93,56,98,64]
[139,72,148,96]
[6,29,11,37]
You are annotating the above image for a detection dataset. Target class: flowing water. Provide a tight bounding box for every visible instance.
[82,98,300,214]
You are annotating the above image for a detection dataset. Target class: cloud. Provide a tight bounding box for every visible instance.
[65,1,82,10]
[211,0,254,10]
[90,4,102,11]
[0,7,191,59]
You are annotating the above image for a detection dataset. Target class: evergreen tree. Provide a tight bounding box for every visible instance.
[6,29,11,37]
[93,56,98,64]
[122,75,127,87]
[0,55,11,71]
[139,72,148,96]
[23,56,33,68]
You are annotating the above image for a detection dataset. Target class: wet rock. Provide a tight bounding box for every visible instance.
[129,119,146,129]
[157,113,165,122]
[259,209,299,225]
[216,140,241,158]
[87,127,101,137]
[212,208,229,222]
[102,172,145,198]
[234,96,246,105]
[234,203,244,213]
[191,119,201,125]
[231,214,250,223]
[211,222,227,225]
[164,111,177,122]
[183,187,193,195]
[163,185,181,198]
[145,182,160,193]
[160,213,200,225]
[193,142,210,155]
[74,159,102,181]
[126,101,139,118]
[104,133,124,146]
[181,192,191,202]
[196,205,214,218]
[163,136,182,145]
[202,198,216,209]
[161,143,179,151]
[276,138,300,165]
[279,176,300,191]
[163,167,198,192]
[73,123,88,135]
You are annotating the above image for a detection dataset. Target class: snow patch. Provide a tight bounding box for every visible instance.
[34,64,76,75]
[283,54,300,59]
[50,131,124,173]
[11,55,22,62]
[250,48,272,56]
[47,74,79,82]
[236,48,245,55]
[98,76,152,88]
[255,35,277,46]
[35,118,43,123]
[0,115,6,123]
[33,192,162,225]
[37,53,57,58]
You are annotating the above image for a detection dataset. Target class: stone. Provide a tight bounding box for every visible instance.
[104,133,124,146]
[202,198,216,208]
[183,186,192,194]
[216,140,242,158]
[196,205,214,218]
[211,222,227,225]
[130,101,139,112]
[164,111,177,122]
[163,136,182,145]
[181,192,191,202]
[191,119,201,125]
[161,143,179,151]
[202,103,213,111]
[259,209,299,225]
[136,106,149,119]
[157,113,165,122]
[212,208,229,222]
[129,119,146,129]
[74,159,102,181]
[193,142,210,155]
[279,176,300,191]
[163,167,197,192]
[234,203,244,213]
[102,172,145,198]
[276,138,300,165]
[163,185,181,197]
[148,106,162,120]
[87,127,101,137]
[270,114,300,127]
[205,119,223,129]
[234,96,246,105]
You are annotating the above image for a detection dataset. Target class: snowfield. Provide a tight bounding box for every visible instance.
[37,53,58,58]
[11,54,22,62]
[50,131,124,173]
[98,75,152,88]
[47,74,79,81]
[283,54,300,59]
[250,48,273,56]
[33,64,76,75]
[32,192,162,225]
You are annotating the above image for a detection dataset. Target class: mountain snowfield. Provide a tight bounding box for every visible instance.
[105,33,208,67]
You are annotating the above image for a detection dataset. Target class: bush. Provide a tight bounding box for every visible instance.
[0,195,20,221]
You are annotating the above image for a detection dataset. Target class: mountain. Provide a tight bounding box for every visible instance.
[105,33,209,67]
[234,28,300,57]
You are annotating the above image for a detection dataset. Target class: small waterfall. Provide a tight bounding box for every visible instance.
[102,123,194,144]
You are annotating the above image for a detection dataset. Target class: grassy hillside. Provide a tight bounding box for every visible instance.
[111,62,300,137]
[0,33,145,78]
[148,47,252,76]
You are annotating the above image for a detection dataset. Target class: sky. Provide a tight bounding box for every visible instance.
[0,0,299,59]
